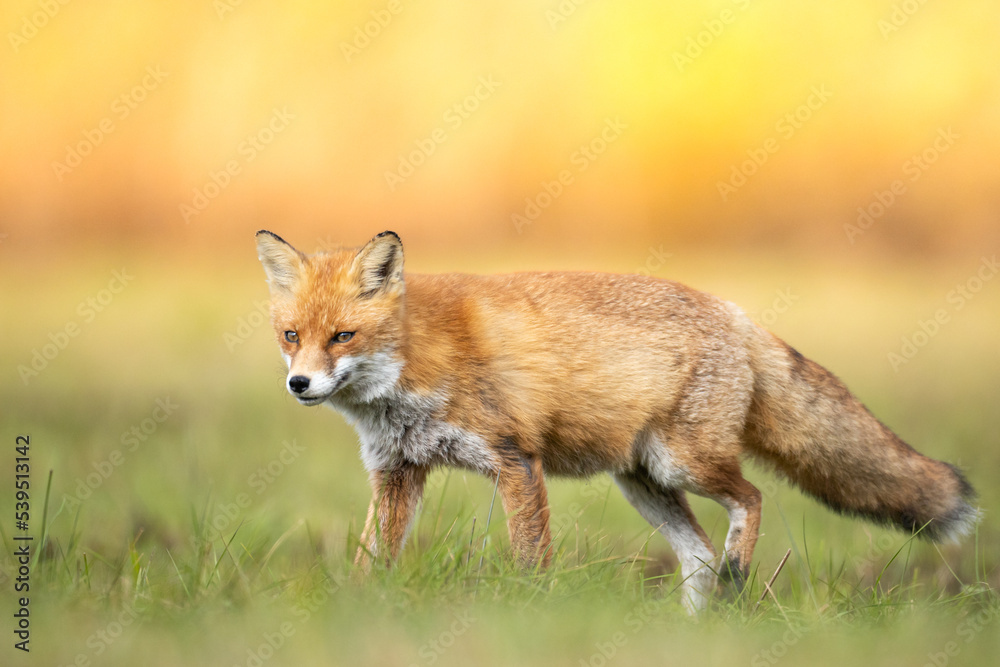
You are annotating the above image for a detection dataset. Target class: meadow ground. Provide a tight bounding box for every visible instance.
[2,244,998,666]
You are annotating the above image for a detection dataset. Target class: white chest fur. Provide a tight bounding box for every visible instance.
[329,388,497,474]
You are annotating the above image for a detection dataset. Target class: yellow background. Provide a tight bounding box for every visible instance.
[2,0,997,255]
[2,3,999,665]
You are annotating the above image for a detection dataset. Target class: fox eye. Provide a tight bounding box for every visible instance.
[331,331,354,344]
[284,331,299,343]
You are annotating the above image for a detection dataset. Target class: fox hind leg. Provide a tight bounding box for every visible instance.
[614,467,718,613]
[691,461,762,592]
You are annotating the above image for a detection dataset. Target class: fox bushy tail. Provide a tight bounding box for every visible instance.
[743,327,977,543]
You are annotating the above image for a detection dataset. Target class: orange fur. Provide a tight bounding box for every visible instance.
[256,230,977,611]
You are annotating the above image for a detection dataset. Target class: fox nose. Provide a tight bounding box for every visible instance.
[288,375,310,394]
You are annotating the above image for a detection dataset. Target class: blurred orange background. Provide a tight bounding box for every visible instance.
[2,10,999,662]
[2,0,998,258]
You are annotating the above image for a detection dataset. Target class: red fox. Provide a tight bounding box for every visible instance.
[255,230,977,611]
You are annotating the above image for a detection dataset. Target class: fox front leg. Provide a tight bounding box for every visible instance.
[355,464,429,569]
[494,441,552,568]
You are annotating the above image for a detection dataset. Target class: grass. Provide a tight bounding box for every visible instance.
[2,247,999,665]
[10,479,999,666]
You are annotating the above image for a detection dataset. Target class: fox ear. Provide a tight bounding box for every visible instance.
[353,231,404,298]
[255,230,305,295]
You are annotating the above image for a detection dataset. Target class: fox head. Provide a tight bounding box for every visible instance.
[255,230,405,406]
